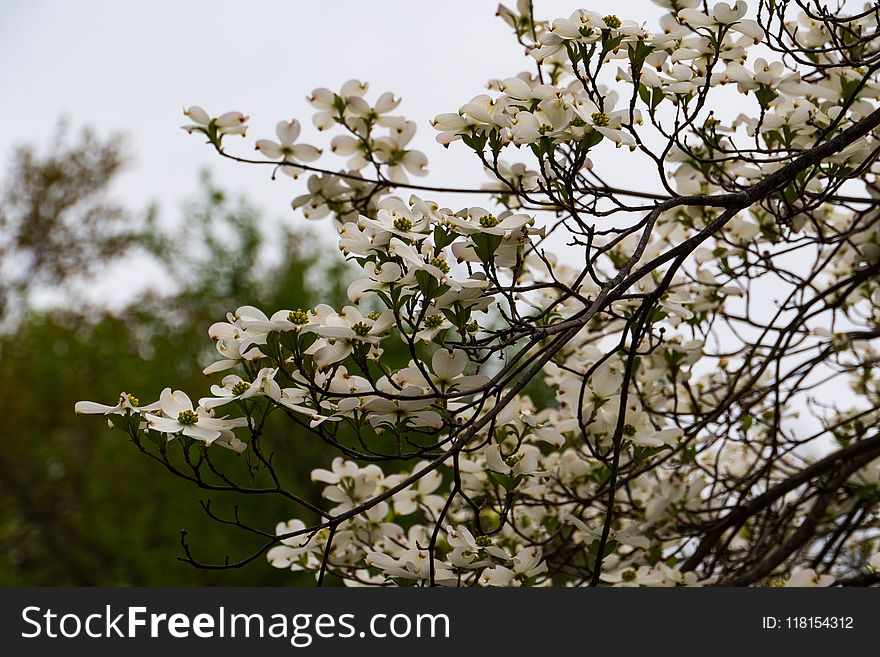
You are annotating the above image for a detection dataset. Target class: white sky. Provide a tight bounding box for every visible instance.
[1,0,667,298]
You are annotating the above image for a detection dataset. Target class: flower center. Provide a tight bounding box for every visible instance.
[231,381,251,396]
[288,309,310,325]
[504,454,523,468]
[591,112,610,127]
[424,314,444,328]
[603,15,622,29]
[479,214,500,228]
[178,410,199,425]
[430,256,450,273]
[352,321,372,336]
[623,424,637,436]
[393,217,413,232]
[126,393,140,407]
[367,311,382,321]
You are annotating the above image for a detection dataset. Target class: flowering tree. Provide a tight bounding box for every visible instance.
[77,0,880,587]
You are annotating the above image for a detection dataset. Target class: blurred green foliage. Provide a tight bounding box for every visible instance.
[0,129,347,585]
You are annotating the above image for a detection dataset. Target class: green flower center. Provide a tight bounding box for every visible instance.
[430,256,450,273]
[623,424,637,437]
[231,381,251,396]
[591,112,610,127]
[393,216,413,232]
[621,569,637,582]
[178,410,199,425]
[475,535,493,548]
[126,394,139,407]
[367,311,382,321]
[466,321,480,334]
[479,214,500,228]
[424,314,445,328]
[352,321,372,336]
[504,454,523,467]
[578,25,595,38]
[288,309,310,325]
[603,15,622,29]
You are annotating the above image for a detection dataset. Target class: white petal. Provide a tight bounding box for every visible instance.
[255,140,283,159]
[731,19,763,42]
[678,9,713,26]
[275,119,301,145]
[485,444,508,473]
[74,401,115,415]
[432,349,467,380]
[183,424,222,443]
[374,91,400,113]
[330,135,360,155]
[216,111,248,128]
[341,79,368,97]
[160,388,193,417]
[291,144,322,162]
[184,106,210,125]
[203,359,240,375]
[147,415,184,434]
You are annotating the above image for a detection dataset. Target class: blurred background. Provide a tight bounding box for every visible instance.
[0,0,661,584]
[0,126,351,584]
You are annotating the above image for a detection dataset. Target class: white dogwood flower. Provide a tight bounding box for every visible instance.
[181,106,248,138]
[144,388,246,445]
[198,368,281,411]
[255,119,322,167]
[75,392,159,416]
[678,1,763,43]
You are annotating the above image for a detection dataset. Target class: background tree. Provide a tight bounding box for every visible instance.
[0,128,344,585]
[0,123,138,325]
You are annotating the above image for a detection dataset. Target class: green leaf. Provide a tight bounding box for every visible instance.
[565,40,581,66]
[265,330,282,362]
[461,130,488,152]
[583,130,604,149]
[488,128,503,158]
[487,470,522,493]
[601,32,623,54]
[433,226,455,250]
[651,88,666,110]
[627,41,654,75]
[470,232,503,262]
[755,85,778,110]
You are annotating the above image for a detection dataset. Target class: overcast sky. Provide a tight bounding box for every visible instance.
[1,1,667,278]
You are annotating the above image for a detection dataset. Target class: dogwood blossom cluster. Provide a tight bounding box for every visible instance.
[77,1,880,586]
